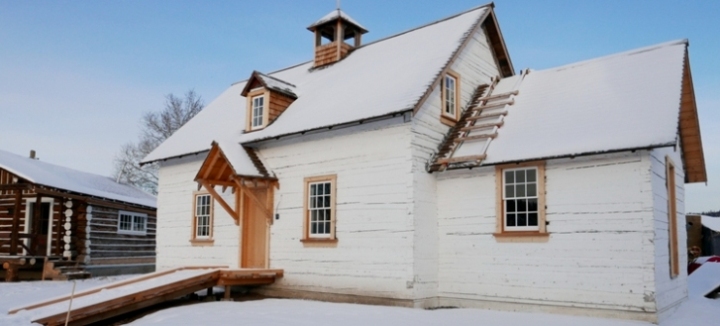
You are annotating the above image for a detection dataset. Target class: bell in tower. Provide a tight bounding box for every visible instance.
[307,9,368,68]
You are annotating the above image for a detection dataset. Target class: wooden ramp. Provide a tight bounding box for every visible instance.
[7,266,283,326]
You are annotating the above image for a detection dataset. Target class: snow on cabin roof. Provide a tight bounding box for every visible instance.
[479,40,688,165]
[307,9,368,33]
[143,5,491,164]
[701,215,720,232]
[0,149,156,208]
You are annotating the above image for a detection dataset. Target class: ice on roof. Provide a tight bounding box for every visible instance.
[0,149,156,208]
[308,9,368,33]
[143,5,490,164]
[479,40,687,164]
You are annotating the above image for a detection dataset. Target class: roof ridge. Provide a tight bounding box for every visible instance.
[532,39,688,74]
[231,2,494,86]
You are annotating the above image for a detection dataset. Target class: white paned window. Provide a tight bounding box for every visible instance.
[308,181,332,238]
[444,74,457,117]
[503,167,539,231]
[117,211,147,235]
[251,95,265,129]
[195,194,212,238]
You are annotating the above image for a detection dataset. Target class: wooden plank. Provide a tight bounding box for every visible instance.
[470,99,514,111]
[466,110,508,121]
[454,133,497,142]
[459,120,503,132]
[436,154,487,165]
[474,90,519,103]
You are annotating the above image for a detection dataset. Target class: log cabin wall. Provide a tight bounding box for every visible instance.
[84,204,157,266]
[0,168,64,257]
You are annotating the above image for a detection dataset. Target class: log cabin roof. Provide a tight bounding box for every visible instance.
[0,149,156,207]
[142,4,512,166]
[432,40,707,183]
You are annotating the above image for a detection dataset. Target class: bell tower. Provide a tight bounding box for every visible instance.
[308,9,368,68]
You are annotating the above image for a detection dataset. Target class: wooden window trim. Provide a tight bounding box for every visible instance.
[190,191,214,246]
[245,88,270,132]
[302,174,337,244]
[440,70,461,126]
[666,156,679,278]
[493,161,548,242]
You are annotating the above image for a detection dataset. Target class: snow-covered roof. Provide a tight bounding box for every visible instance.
[308,9,368,33]
[143,5,491,164]
[701,215,720,232]
[480,40,688,164]
[215,140,264,177]
[0,149,156,208]
[240,71,298,99]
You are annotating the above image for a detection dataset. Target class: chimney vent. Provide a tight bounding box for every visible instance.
[29,150,36,159]
[308,9,368,68]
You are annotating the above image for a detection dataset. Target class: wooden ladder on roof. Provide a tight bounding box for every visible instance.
[429,76,521,172]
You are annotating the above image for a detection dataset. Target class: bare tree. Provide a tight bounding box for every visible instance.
[113,90,204,194]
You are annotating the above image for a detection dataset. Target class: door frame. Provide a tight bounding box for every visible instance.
[23,197,55,256]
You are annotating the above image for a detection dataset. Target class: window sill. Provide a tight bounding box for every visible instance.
[189,239,215,246]
[301,238,338,247]
[493,231,549,243]
[440,115,458,127]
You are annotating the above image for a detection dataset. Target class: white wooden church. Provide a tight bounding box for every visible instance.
[142,3,707,323]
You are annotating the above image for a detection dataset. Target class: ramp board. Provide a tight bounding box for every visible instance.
[688,262,720,298]
[7,266,283,326]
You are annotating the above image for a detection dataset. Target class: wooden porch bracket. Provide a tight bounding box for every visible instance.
[199,180,239,223]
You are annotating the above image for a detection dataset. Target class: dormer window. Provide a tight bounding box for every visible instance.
[251,95,265,129]
[441,70,461,125]
[241,71,298,132]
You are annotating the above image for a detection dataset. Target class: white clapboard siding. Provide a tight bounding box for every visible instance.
[156,154,241,269]
[649,143,688,322]
[257,118,416,300]
[436,152,658,313]
[409,23,501,303]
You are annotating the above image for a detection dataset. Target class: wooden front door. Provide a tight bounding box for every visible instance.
[27,201,52,256]
[241,188,269,268]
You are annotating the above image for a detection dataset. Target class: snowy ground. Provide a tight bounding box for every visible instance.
[1,266,719,326]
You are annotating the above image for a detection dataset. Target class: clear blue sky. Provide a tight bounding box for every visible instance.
[1,0,718,212]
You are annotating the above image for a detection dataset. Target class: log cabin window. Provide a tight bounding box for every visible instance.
[117,211,147,235]
[494,162,548,239]
[191,193,214,244]
[251,95,265,130]
[441,70,460,123]
[303,175,337,242]
[666,156,679,278]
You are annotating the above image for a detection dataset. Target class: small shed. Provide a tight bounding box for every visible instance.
[0,149,157,281]
[687,214,720,257]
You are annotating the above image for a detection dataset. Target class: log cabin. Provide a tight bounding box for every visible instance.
[0,149,156,281]
[141,3,707,323]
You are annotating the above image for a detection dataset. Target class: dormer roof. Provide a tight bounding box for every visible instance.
[308,9,368,35]
[240,71,298,99]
